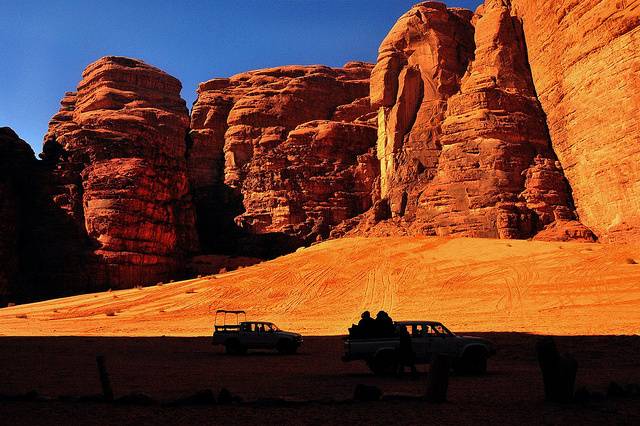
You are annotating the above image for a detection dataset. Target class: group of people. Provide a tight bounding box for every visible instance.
[349,310,396,339]
[349,310,417,377]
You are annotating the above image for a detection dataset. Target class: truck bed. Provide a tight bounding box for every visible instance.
[342,336,400,361]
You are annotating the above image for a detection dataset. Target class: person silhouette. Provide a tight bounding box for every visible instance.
[397,325,417,377]
[358,311,375,338]
[375,311,395,337]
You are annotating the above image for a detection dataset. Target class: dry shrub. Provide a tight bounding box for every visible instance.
[625,258,638,265]
[105,310,116,317]
[16,314,27,319]
[185,289,196,294]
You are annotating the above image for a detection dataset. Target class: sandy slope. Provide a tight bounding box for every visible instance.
[0,237,639,336]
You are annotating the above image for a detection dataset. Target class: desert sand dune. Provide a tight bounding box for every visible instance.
[0,237,639,336]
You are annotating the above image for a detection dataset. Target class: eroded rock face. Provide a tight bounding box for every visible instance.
[0,128,35,303]
[358,0,594,240]
[8,0,636,300]
[237,120,378,243]
[510,0,640,242]
[190,63,377,250]
[42,56,198,291]
[371,2,475,210]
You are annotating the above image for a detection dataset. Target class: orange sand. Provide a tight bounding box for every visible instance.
[0,237,639,336]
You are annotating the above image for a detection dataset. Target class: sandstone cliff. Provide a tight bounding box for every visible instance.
[348,0,595,241]
[40,56,198,293]
[4,0,638,301]
[510,0,640,242]
[190,63,378,251]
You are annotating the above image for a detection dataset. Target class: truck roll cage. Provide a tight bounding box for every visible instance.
[214,309,247,331]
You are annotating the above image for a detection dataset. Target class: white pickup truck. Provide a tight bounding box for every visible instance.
[342,320,495,375]
[211,310,303,355]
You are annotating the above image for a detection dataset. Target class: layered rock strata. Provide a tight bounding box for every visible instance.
[237,120,378,242]
[510,0,640,241]
[363,1,593,240]
[371,2,475,214]
[41,56,198,291]
[7,0,638,300]
[189,63,378,250]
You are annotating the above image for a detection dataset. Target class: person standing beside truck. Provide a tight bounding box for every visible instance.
[396,325,417,377]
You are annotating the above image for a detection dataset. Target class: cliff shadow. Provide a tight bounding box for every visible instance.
[192,183,304,260]
[0,333,638,425]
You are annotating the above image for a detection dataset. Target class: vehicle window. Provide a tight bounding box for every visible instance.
[265,324,274,332]
[424,325,438,335]
[241,323,250,332]
[412,325,423,337]
[433,324,450,336]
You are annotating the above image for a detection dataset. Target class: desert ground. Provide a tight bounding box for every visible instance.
[0,334,639,425]
[1,236,639,424]
[0,237,638,336]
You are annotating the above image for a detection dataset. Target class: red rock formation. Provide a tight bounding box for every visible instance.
[237,120,378,242]
[371,2,475,213]
[42,56,198,291]
[0,128,35,303]
[190,62,377,250]
[10,0,637,301]
[355,0,594,240]
[510,0,640,242]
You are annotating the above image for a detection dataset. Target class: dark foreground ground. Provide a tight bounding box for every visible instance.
[0,333,638,425]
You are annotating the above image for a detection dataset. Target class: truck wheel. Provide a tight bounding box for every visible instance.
[225,339,246,355]
[456,348,487,375]
[276,339,297,355]
[369,350,397,375]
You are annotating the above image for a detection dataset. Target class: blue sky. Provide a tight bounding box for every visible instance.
[0,1,482,153]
